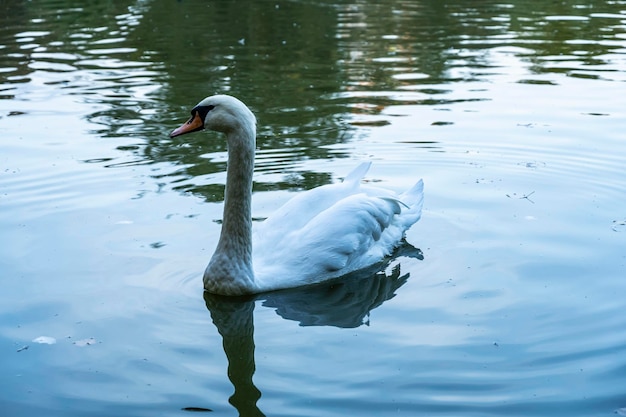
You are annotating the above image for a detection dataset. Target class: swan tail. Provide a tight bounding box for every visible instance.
[399,179,424,227]
[343,161,372,185]
[400,179,424,207]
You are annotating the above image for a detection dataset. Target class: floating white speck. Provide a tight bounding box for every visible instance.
[73,338,96,347]
[32,336,56,344]
[612,220,626,232]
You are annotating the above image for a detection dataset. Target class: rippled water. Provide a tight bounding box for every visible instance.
[1,0,626,416]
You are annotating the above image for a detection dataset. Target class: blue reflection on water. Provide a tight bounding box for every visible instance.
[1,0,626,416]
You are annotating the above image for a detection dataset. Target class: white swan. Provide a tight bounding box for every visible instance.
[170,94,424,296]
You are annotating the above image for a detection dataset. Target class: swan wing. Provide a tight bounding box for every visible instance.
[253,181,423,290]
[253,162,371,243]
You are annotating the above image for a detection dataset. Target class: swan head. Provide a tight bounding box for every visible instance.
[170,94,256,138]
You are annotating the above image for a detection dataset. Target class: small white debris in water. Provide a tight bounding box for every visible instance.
[612,220,626,232]
[73,338,96,347]
[32,336,56,345]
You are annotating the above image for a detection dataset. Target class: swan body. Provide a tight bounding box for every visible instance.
[171,95,424,296]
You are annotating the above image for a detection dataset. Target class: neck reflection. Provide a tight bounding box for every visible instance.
[204,294,265,417]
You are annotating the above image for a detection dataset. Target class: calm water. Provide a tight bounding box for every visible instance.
[1,0,626,416]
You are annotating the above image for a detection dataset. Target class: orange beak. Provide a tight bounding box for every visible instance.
[170,112,204,138]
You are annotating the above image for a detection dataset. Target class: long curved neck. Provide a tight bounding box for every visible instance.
[204,123,257,295]
[222,124,255,252]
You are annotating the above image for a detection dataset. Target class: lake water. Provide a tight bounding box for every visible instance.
[1,0,626,416]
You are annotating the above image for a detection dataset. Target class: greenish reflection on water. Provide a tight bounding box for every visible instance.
[1,0,626,416]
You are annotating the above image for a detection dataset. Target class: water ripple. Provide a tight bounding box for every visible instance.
[1,1,626,417]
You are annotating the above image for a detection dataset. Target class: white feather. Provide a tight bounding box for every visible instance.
[253,164,423,291]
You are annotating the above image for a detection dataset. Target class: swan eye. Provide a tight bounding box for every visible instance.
[193,105,215,121]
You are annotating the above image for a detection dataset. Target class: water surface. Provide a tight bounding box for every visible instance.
[1,1,626,416]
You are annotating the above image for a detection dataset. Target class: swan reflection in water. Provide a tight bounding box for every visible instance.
[201,244,422,416]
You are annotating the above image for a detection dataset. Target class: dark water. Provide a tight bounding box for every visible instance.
[1,0,626,416]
